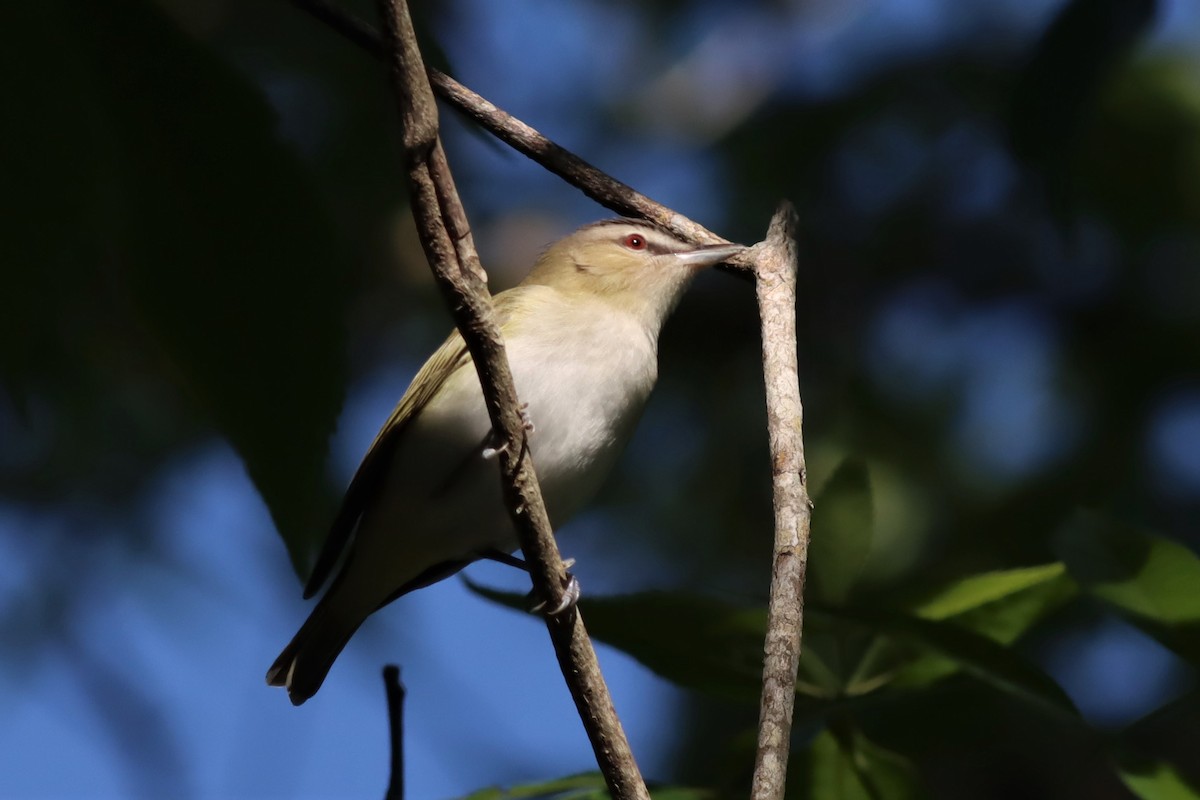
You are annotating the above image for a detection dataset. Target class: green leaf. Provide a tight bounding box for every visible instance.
[647,789,717,800]
[456,773,713,800]
[1116,692,1200,800]
[459,790,507,800]
[1116,755,1200,800]
[1055,512,1200,665]
[507,772,608,799]
[1009,0,1157,221]
[849,564,1076,693]
[469,579,1075,718]
[827,607,1078,717]
[809,458,874,606]
[72,0,348,572]
[793,727,925,800]
[909,563,1072,621]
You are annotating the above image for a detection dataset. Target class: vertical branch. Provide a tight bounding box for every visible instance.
[286,3,809,792]
[383,665,405,800]
[373,2,649,799]
[749,204,811,800]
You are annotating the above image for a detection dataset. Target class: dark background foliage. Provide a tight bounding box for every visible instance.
[2,0,1199,797]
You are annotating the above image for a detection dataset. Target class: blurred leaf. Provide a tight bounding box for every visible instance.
[1055,512,1200,664]
[1009,0,1157,217]
[1080,57,1200,240]
[0,2,207,506]
[828,607,1078,718]
[645,789,716,800]
[809,458,874,606]
[507,772,606,799]
[792,726,926,800]
[460,790,506,800]
[71,0,348,571]
[0,4,105,403]
[469,578,1075,718]
[850,564,1076,692]
[456,773,713,800]
[1122,689,1200,741]
[466,581,768,698]
[1116,754,1200,800]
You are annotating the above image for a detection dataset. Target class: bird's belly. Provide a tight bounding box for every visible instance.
[356,316,656,584]
[508,324,656,523]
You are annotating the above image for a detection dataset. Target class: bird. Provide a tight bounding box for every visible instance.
[267,218,744,704]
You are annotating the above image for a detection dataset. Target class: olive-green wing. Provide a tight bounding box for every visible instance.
[302,329,471,598]
[300,290,538,599]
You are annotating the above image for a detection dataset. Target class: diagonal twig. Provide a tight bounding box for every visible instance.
[286,0,732,250]
[373,2,650,798]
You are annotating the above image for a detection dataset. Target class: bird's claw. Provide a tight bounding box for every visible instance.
[481,405,535,460]
[519,403,535,435]
[528,569,580,617]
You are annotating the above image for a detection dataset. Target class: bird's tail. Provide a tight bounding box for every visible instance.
[266,586,365,706]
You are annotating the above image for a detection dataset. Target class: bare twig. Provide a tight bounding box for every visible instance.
[286,0,732,250]
[747,205,810,800]
[374,2,649,799]
[382,665,405,800]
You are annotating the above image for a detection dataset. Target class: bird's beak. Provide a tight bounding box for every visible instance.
[673,243,747,268]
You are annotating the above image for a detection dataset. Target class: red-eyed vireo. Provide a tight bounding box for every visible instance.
[267,218,744,704]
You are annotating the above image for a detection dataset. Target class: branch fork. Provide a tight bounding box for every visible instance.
[300,3,811,798]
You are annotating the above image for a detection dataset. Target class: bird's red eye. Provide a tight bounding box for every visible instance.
[623,234,647,250]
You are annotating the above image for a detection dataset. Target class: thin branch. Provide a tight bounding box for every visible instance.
[747,205,810,800]
[373,2,650,799]
[286,0,732,250]
[383,665,405,800]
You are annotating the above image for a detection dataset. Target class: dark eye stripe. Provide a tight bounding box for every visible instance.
[583,217,691,253]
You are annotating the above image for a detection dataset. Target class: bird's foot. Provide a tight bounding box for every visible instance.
[481,404,534,460]
[528,571,580,617]
[519,402,535,435]
[479,549,579,616]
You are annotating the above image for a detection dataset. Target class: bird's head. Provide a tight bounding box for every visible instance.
[522,219,744,330]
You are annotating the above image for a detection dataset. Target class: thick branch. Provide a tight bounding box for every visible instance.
[287,0,732,250]
[748,205,810,800]
[374,3,649,799]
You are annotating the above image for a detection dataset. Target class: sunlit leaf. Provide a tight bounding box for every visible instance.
[469,577,1076,719]
[909,563,1071,620]
[1055,512,1200,665]
[1116,754,1200,800]
[827,607,1078,717]
[849,563,1076,692]
[792,727,925,800]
